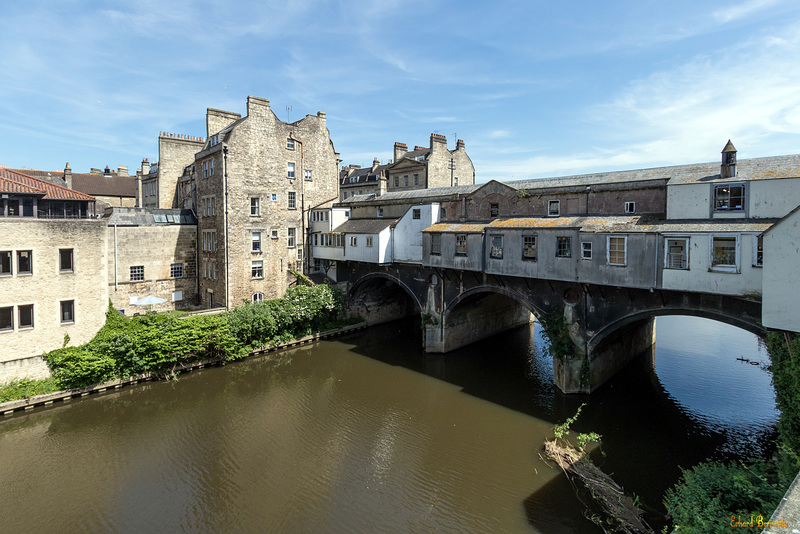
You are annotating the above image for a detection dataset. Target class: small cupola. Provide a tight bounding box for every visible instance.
[721,140,737,178]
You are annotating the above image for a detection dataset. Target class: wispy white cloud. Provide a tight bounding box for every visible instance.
[713,0,782,23]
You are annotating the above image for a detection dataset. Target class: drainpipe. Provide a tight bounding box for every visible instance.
[113,224,118,290]
[223,146,230,310]
[653,233,659,290]
[292,135,306,274]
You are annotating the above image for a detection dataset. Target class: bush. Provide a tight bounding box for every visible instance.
[43,346,117,389]
[0,377,60,403]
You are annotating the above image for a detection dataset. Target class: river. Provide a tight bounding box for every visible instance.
[0,315,778,533]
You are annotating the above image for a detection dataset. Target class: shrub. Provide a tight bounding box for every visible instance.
[43,346,116,389]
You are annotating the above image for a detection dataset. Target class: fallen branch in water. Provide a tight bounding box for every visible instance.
[541,405,654,534]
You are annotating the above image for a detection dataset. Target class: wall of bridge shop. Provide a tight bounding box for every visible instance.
[424,292,533,353]
[347,276,420,326]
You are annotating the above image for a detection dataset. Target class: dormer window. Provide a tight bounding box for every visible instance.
[714,184,744,211]
[209,134,220,147]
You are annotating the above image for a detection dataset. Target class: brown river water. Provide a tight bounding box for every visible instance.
[0,316,778,533]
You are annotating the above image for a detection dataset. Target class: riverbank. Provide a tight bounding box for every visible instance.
[0,322,366,416]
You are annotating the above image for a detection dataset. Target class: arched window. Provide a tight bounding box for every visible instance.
[252,292,264,303]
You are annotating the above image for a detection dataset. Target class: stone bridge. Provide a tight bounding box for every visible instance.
[336,261,763,394]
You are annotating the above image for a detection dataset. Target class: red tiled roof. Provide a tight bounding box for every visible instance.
[0,168,95,200]
[7,168,135,198]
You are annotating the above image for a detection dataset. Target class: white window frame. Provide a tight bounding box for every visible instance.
[753,235,763,267]
[252,292,264,303]
[556,236,571,258]
[664,237,690,270]
[350,236,358,247]
[271,193,277,202]
[251,260,264,279]
[286,138,295,150]
[366,237,373,248]
[455,234,467,255]
[581,241,592,260]
[287,162,295,179]
[251,197,260,216]
[130,265,144,281]
[710,234,740,273]
[624,201,635,214]
[288,228,296,248]
[304,169,312,181]
[607,236,627,266]
[288,192,296,210]
[252,232,261,252]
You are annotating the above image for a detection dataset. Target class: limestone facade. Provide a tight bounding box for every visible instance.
[387,134,474,192]
[0,218,109,381]
[195,96,340,307]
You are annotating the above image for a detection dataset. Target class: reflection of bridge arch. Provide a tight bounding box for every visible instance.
[588,305,765,355]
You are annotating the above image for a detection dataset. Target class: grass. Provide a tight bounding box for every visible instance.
[0,377,61,403]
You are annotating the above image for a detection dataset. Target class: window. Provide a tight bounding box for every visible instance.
[394,177,399,187]
[287,138,295,150]
[412,209,421,219]
[754,235,763,267]
[130,265,144,281]
[490,235,503,259]
[304,169,312,181]
[211,197,216,215]
[252,292,264,303]
[665,238,689,269]
[272,229,279,239]
[297,248,303,261]
[202,159,214,177]
[366,237,373,247]
[271,193,277,202]
[624,201,636,214]
[456,234,467,255]
[404,176,409,187]
[202,231,217,252]
[607,236,626,266]
[252,260,263,279]
[714,184,744,211]
[288,192,296,209]
[350,236,358,247]
[548,200,560,217]
[172,290,183,302]
[377,208,383,217]
[209,134,219,147]
[18,304,33,329]
[490,203,499,218]
[0,251,11,275]
[556,236,571,258]
[414,174,419,186]
[60,300,74,324]
[17,250,32,274]
[0,306,12,331]
[711,236,738,271]
[431,233,442,255]
[582,242,592,260]
[252,232,261,252]
[251,197,260,216]
[440,208,446,220]
[454,177,458,186]
[313,259,321,272]
[170,263,184,278]
[287,162,295,179]
[523,235,537,261]
[288,228,296,248]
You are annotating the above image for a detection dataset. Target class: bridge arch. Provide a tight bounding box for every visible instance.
[348,272,423,325]
[588,306,765,356]
[443,284,543,320]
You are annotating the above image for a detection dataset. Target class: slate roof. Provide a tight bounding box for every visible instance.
[7,168,136,198]
[340,184,481,205]
[0,168,95,200]
[331,218,398,234]
[505,154,800,190]
[424,216,776,234]
[103,207,196,226]
[340,164,388,186]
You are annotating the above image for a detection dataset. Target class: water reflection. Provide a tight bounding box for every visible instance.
[0,315,778,534]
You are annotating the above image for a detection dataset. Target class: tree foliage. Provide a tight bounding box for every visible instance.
[43,286,347,390]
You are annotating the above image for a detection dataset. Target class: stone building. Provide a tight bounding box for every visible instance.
[339,158,388,201]
[0,168,107,383]
[193,96,340,307]
[387,134,474,191]
[104,208,198,315]
[139,132,205,210]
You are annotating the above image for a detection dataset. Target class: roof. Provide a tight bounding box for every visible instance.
[331,218,398,234]
[424,216,777,234]
[7,167,136,197]
[505,154,800,190]
[0,168,95,200]
[340,184,481,205]
[103,207,197,226]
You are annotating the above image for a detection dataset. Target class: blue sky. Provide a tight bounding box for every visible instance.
[2,0,799,182]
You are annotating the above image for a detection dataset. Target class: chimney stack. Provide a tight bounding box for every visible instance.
[64,162,72,189]
[141,158,150,176]
[393,142,407,162]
